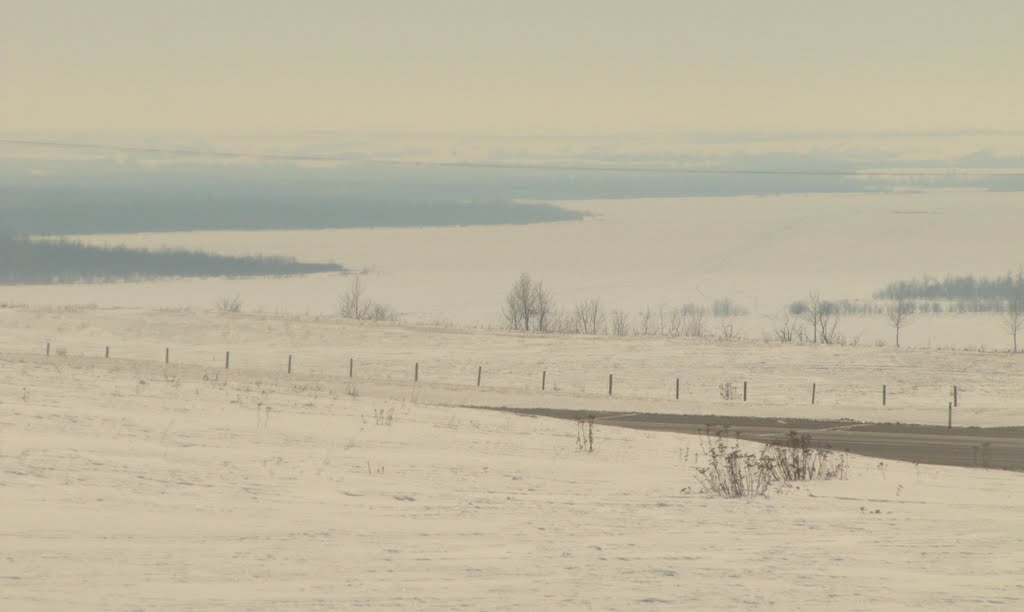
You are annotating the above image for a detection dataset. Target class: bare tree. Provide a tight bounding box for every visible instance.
[533,281,554,333]
[803,292,823,343]
[802,291,842,344]
[502,273,554,332]
[340,276,371,319]
[683,307,706,338]
[635,306,656,336]
[503,273,535,331]
[818,303,842,345]
[572,298,606,334]
[886,286,915,348]
[339,277,396,321]
[610,309,630,336]
[1004,292,1024,353]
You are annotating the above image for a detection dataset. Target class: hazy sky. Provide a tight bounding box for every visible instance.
[3,0,1022,136]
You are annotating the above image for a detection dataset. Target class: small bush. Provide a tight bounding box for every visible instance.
[217,294,243,313]
[763,431,848,482]
[692,427,849,498]
[576,416,596,452]
[694,428,773,497]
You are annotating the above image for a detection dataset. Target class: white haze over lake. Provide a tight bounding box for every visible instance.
[5,190,1023,349]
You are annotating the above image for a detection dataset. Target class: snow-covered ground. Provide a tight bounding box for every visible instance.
[2,309,1023,609]
[3,307,1022,427]
[5,191,1023,349]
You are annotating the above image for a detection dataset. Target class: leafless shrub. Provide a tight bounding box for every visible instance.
[373,407,394,426]
[576,415,596,452]
[763,431,848,482]
[693,428,772,498]
[634,306,656,336]
[683,308,706,337]
[692,428,849,498]
[719,382,738,401]
[217,294,243,313]
[718,321,738,340]
[664,308,684,337]
[339,277,397,321]
[766,311,807,343]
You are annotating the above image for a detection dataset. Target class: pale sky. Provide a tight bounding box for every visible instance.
[2,0,1022,136]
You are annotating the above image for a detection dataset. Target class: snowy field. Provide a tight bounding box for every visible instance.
[3,307,1022,428]
[2,308,1024,609]
[5,191,1024,349]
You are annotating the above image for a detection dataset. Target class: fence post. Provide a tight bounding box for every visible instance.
[608,374,613,396]
[948,402,953,429]
[953,385,958,408]
[812,383,816,405]
[349,358,354,378]
[675,377,680,400]
[414,362,419,382]
[165,348,169,364]
[477,365,482,387]
[542,370,546,391]
[225,351,230,369]
[46,342,50,357]
[883,384,887,406]
[287,354,292,374]
[743,381,748,402]
[105,346,110,359]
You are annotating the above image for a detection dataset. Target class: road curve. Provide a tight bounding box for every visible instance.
[461,405,1024,472]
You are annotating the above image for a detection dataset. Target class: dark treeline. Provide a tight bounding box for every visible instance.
[0,235,344,284]
[875,272,1024,305]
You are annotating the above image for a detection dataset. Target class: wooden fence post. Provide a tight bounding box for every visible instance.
[953,385,958,408]
[883,384,887,406]
[743,381,748,402]
[948,402,953,429]
[675,377,680,400]
[165,348,169,364]
[608,374,613,396]
[414,362,419,382]
[46,342,50,357]
[542,370,546,391]
[812,383,816,405]
[225,351,230,369]
[477,365,482,387]
[287,354,292,374]
[105,346,110,359]
[349,358,354,378]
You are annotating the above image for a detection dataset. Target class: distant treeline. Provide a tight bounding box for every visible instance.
[874,272,1024,313]
[0,235,344,284]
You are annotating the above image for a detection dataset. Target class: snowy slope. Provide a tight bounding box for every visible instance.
[2,327,1023,610]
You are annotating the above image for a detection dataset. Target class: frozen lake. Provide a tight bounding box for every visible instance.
[5,190,1022,348]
